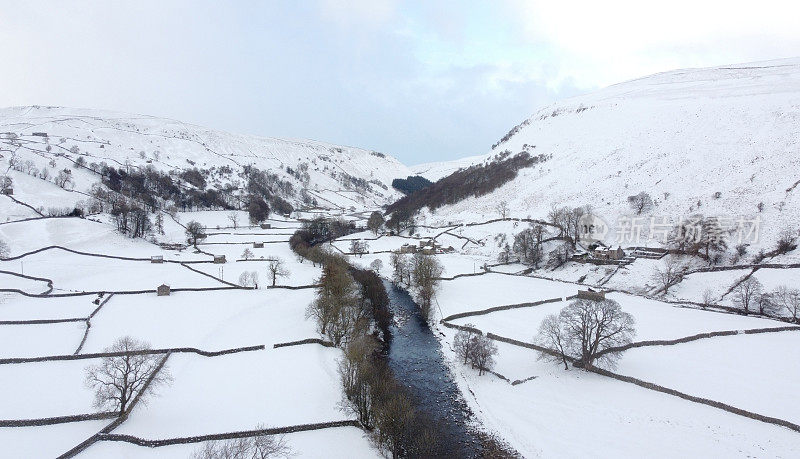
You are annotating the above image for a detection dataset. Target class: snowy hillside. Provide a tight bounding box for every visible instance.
[416,58,800,250]
[0,106,411,212]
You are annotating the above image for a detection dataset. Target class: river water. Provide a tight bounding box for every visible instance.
[383,280,483,457]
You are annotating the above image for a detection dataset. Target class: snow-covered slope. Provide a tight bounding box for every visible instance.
[419,58,800,249]
[0,106,411,211]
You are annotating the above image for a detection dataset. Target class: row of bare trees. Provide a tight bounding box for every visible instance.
[349,239,369,257]
[731,277,800,319]
[306,259,370,347]
[339,335,444,457]
[290,219,445,457]
[453,326,498,375]
[390,252,443,321]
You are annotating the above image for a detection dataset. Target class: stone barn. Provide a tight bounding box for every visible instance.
[253,242,264,248]
[260,223,271,229]
[150,255,164,264]
[577,289,605,301]
[213,255,226,264]
[157,284,171,296]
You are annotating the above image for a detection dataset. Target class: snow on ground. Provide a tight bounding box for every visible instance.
[0,216,207,262]
[0,271,49,294]
[447,289,785,343]
[750,267,800,292]
[0,420,109,458]
[0,321,84,358]
[0,195,38,222]
[669,268,753,303]
[0,359,95,418]
[422,58,800,254]
[436,273,576,319]
[617,331,800,425]
[115,347,344,438]
[189,242,321,286]
[0,250,223,293]
[0,294,99,321]
[81,289,317,353]
[77,426,376,459]
[1,168,88,212]
[446,346,800,458]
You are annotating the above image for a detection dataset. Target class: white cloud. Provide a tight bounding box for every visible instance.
[316,0,398,28]
[510,0,800,88]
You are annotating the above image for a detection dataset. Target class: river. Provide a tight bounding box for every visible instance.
[383,280,483,457]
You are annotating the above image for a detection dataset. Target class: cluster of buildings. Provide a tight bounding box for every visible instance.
[397,239,455,255]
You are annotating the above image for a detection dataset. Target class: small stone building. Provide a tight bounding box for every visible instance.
[157,284,171,296]
[591,245,625,260]
[150,255,164,264]
[577,289,605,301]
[213,255,226,264]
[399,244,417,254]
[260,223,271,229]
[0,187,12,195]
[253,242,264,248]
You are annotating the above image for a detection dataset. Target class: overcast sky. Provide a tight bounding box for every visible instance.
[1,1,798,165]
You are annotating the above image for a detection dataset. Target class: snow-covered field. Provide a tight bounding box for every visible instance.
[3,57,800,457]
[0,213,376,458]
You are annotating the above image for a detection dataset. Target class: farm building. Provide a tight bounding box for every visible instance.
[398,244,417,254]
[577,289,605,301]
[157,284,171,296]
[590,244,626,260]
[150,255,164,264]
[1,187,12,195]
[260,223,271,229]
[253,242,264,248]
[213,255,226,264]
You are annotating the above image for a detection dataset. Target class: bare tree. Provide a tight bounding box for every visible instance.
[193,429,291,459]
[54,168,73,188]
[338,335,380,429]
[0,175,12,191]
[390,252,411,287]
[241,248,254,260]
[411,252,443,322]
[306,263,365,346]
[513,224,545,268]
[238,271,259,288]
[471,335,498,376]
[701,289,715,309]
[154,213,165,235]
[535,314,571,369]
[699,217,728,261]
[496,200,509,219]
[185,220,205,246]
[535,298,636,369]
[627,192,653,215]
[773,286,800,323]
[267,257,290,286]
[651,256,688,295]
[349,240,368,257]
[84,337,171,415]
[369,258,383,273]
[453,325,478,365]
[227,212,239,229]
[367,211,385,235]
[776,230,798,255]
[373,389,415,459]
[732,277,763,314]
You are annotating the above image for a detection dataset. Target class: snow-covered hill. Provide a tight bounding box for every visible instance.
[0,106,411,213]
[415,58,800,251]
